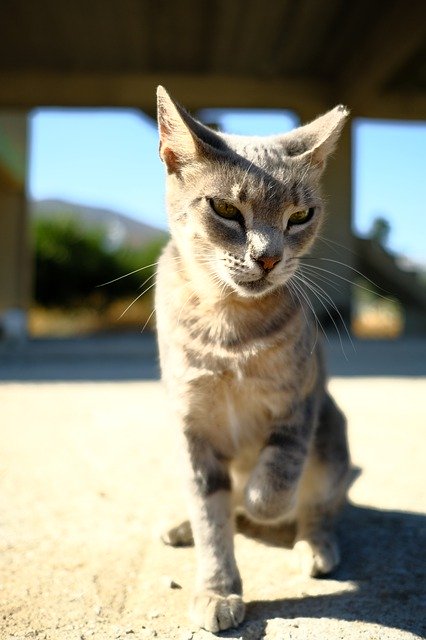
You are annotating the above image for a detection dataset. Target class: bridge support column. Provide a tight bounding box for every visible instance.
[297,105,354,326]
[0,113,30,342]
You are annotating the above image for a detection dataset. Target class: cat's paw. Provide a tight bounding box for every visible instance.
[161,520,194,547]
[294,534,340,577]
[191,592,245,632]
[245,483,297,522]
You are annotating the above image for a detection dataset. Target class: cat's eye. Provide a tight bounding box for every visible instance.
[209,198,241,220]
[287,208,314,227]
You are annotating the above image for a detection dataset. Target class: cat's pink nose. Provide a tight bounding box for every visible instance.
[256,255,281,271]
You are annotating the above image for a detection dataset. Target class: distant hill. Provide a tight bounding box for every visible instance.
[30,199,167,249]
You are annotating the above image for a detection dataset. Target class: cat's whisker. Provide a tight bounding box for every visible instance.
[117,280,157,320]
[137,272,157,290]
[295,280,320,355]
[292,282,324,356]
[287,280,319,354]
[289,276,328,346]
[140,306,157,333]
[299,261,392,301]
[293,272,349,361]
[289,277,320,331]
[317,235,358,257]
[299,257,391,297]
[297,270,355,353]
[96,261,161,287]
[299,264,342,294]
[96,253,198,289]
[296,275,336,344]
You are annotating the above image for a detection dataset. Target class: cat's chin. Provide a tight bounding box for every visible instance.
[231,278,280,299]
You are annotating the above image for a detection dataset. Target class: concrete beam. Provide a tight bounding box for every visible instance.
[349,91,426,122]
[1,71,425,122]
[339,2,426,102]
[0,72,332,113]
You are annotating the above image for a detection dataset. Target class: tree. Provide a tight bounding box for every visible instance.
[370,216,391,247]
[32,217,166,308]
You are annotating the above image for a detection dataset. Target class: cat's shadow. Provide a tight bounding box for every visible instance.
[219,502,426,639]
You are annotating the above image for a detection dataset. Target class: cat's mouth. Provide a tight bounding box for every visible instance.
[234,275,278,296]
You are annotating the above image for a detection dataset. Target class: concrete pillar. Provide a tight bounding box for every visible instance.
[318,122,354,319]
[0,113,30,342]
[297,106,354,325]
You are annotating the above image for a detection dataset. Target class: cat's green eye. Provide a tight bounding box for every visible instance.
[288,208,314,227]
[209,198,241,220]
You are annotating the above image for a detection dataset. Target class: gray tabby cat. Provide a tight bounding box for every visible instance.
[155,86,351,633]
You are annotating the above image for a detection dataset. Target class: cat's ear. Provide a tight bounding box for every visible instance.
[283,105,349,172]
[157,86,225,174]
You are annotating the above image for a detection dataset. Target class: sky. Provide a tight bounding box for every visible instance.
[29,108,426,265]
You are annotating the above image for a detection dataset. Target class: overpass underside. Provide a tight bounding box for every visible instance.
[0,0,424,338]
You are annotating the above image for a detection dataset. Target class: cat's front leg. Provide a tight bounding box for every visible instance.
[245,421,310,522]
[184,431,245,632]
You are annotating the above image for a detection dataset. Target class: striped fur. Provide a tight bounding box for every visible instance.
[155,87,350,633]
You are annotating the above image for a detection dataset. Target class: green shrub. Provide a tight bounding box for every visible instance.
[32,217,167,308]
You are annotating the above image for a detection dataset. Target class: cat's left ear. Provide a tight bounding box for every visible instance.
[284,105,349,173]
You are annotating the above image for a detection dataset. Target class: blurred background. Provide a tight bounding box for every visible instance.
[0,0,425,374]
[2,7,425,638]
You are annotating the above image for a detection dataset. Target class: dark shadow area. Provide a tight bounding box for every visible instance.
[0,333,160,382]
[326,336,426,377]
[236,512,296,548]
[0,334,425,382]
[241,503,426,638]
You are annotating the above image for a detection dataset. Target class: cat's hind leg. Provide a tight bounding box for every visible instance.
[294,504,342,577]
[294,392,350,577]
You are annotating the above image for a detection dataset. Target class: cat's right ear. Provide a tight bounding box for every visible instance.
[157,86,193,174]
[157,86,225,174]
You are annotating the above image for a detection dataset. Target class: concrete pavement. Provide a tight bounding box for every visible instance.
[0,337,425,639]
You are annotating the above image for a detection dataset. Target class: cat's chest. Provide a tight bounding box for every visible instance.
[195,364,293,455]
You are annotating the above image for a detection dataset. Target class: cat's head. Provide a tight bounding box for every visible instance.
[157,86,348,299]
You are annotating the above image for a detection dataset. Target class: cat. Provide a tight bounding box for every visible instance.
[155,86,351,633]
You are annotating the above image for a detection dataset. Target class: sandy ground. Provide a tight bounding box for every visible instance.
[1,373,425,639]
